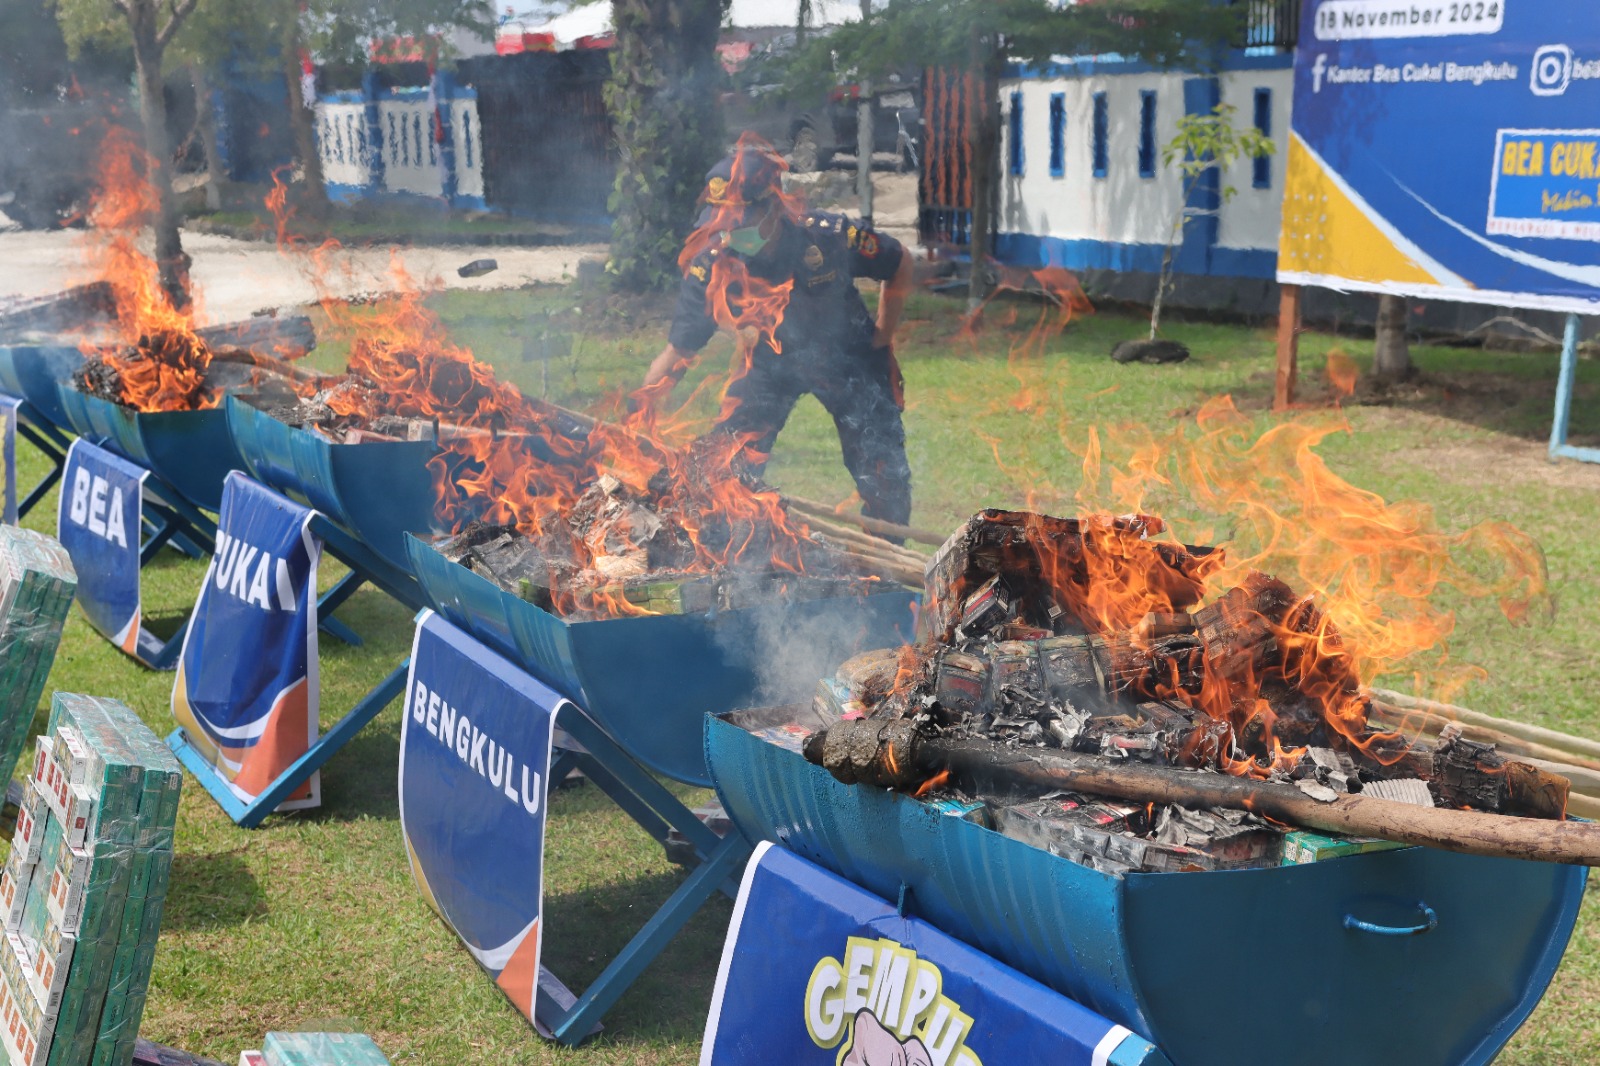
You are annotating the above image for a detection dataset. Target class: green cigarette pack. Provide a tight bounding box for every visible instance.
[1,935,52,1066]
[1,860,33,932]
[46,699,145,850]
[263,1032,392,1066]
[0,527,77,786]
[92,989,144,1066]
[49,694,183,851]
[20,816,66,947]
[28,909,76,1015]
[1280,830,1408,865]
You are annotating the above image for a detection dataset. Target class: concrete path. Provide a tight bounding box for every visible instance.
[0,219,607,324]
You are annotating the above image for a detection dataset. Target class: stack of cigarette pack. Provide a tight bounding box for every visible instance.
[0,693,182,1066]
[238,1033,390,1066]
[0,527,77,783]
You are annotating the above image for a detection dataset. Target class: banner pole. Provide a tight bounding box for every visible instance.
[1549,312,1580,460]
[1274,283,1301,410]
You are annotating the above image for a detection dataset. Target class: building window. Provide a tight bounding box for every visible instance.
[1092,91,1108,178]
[1008,91,1024,176]
[1048,93,1066,178]
[1253,87,1272,189]
[1138,90,1157,179]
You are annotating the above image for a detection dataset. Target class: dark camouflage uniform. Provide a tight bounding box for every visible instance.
[668,211,912,526]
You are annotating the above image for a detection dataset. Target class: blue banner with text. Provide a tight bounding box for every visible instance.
[1281,0,1600,311]
[172,472,323,810]
[701,842,1165,1066]
[56,439,152,660]
[399,611,559,1024]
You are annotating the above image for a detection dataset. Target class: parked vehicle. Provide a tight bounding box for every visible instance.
[720,50,921,173]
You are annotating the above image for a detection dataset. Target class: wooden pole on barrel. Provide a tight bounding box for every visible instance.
[805,721,1600,867]
[928,739,1600,866]
[1274,283,1301,409]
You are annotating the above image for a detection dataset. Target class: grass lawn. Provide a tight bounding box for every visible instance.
[7,281,1600,1064]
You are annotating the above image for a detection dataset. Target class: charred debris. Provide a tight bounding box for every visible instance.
[729,509,1572,874]
[437,452,883,621]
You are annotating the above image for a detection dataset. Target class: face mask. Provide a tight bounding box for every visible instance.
[726,225,771,257]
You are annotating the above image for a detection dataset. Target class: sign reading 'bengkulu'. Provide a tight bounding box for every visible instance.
[399,612,558,1025]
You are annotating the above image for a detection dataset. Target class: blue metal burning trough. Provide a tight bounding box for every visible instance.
[0,345,80,517]
[706,716,1587,1066]
[225,396,445,577]
[55,385,248,516]
[0,345,81,433]
[407,533,918,787]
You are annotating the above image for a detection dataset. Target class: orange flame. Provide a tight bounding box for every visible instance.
[1021,396,1551,775]
[1326,349,1358,400]
[963,265,1094,416]
[261,166,830,619]
[75,128,216,412]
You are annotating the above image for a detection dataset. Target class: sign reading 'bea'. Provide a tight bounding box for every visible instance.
[65,467,130,547]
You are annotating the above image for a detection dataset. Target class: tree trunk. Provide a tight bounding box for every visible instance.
[606,0,731,292]
[966,29,1000,314]
[129,13,188,311]
[188,65,223,212]
[281,14,329,217]
[1374,293,1413,381]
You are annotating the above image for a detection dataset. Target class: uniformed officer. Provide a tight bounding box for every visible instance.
[643,140,915,528]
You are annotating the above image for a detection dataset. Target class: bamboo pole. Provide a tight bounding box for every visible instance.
[812,534,926,588]
[1370,689,1600,767]
[783,495,947,548]
[803,514,929,567]
[1369,699,1600,773]
[1567,792,1600,821]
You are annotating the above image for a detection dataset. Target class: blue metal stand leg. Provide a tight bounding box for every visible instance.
[14,422,66,518]
[528,704,752,1046]
[167,659,410,828]
[540,831,750,1046]
[146,619,190,671]
[1549,313,1598,464]
[316,571,366,647]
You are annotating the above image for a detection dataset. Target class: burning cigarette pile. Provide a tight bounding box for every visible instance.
[771,509,1574,874]
[436,443,885,620]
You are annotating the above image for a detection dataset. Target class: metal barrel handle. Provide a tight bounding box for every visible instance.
[1343,902,1438,937]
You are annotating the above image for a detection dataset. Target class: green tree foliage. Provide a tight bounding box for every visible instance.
[55,0,491,219]
[605,0,732,292]
[51,0,205,306]
[1149,102,1272,338]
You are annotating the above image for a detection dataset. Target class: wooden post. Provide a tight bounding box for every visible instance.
[1274,282,1301,410]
